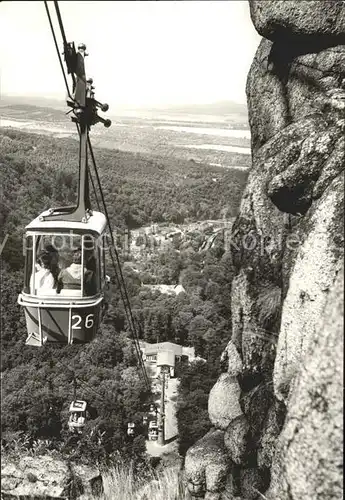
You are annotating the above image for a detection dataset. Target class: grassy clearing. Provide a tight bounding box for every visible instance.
[257,285,282,329]
[80,462,188,500]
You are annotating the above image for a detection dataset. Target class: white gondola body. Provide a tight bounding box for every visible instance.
[18,210,109,346]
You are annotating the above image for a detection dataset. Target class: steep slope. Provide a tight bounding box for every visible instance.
[184,1,344,499]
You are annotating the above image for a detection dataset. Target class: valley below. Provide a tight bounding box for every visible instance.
[0,97,250,499]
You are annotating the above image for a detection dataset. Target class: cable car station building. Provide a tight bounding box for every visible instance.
[140,341,195,378]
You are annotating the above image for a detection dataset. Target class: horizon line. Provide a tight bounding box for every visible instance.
[1,92,248,109]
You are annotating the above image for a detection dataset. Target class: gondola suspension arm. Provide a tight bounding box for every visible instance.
[42,2,111,223]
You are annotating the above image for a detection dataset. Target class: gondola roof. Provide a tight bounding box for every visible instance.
[69,400,87,412]
[25,210,107,235]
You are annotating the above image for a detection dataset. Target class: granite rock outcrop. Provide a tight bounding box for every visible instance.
[184,1,344,498]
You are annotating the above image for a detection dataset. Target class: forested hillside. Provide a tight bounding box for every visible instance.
[0,126,247,466]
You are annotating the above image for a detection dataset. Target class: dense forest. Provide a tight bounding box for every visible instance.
[0,126,247,465]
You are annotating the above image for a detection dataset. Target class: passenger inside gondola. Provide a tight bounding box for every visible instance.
[44,244,60,287]
[28,238,62,296]
[57,246,97,296]
[58,247,84,292]
[30,250,55,294]
[84,254,97,296]
[83,235,98,296]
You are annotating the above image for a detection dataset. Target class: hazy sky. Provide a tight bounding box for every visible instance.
[0,1,261,108]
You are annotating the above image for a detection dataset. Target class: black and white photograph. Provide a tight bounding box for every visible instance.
[0,1,343,499]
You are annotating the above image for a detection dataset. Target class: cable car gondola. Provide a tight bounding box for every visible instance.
[149,404,157,416]
[127,422,136,437]
[148,420,158,441]
[67,375,88,434]
[17,38,111,347]
[18,211,109,346]
[68,400,87,434]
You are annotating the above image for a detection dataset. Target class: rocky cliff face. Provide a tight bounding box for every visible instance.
[1,455,103,499]
[184,2,344,499]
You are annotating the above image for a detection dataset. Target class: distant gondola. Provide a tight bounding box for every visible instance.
[127,422,136,436]
[148,420,158,441]
[68,400,87,434]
